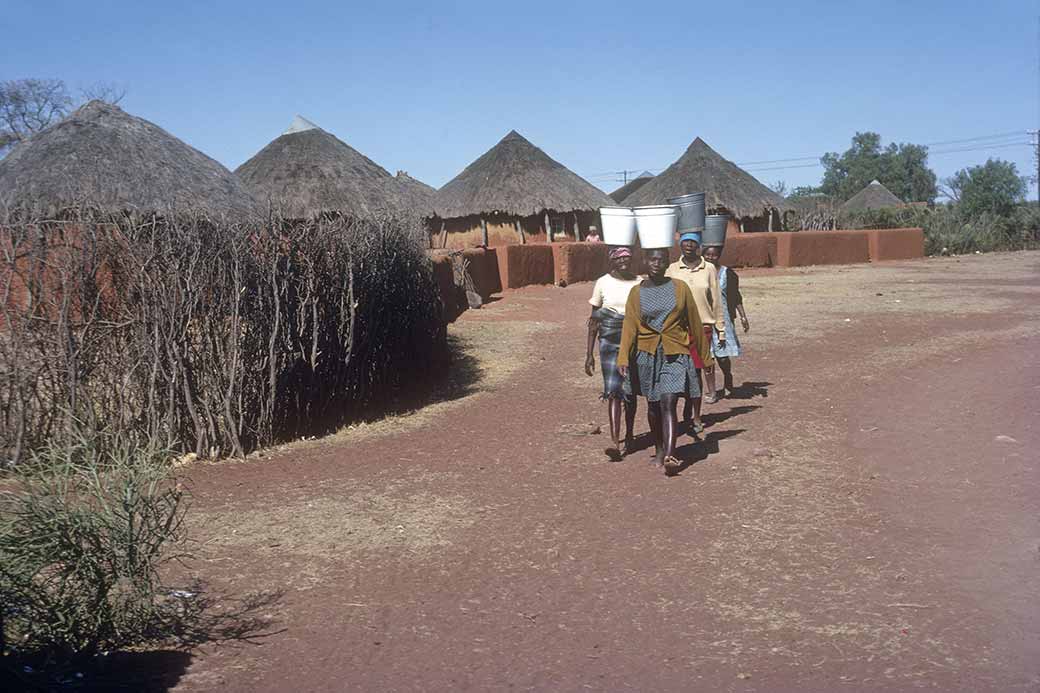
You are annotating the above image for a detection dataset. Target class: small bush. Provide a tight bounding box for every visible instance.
[0,430,188,661]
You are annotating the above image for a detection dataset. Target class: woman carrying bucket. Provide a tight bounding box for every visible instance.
[703,231,749,397]
[585,245,641,460]
[618,206,709,476]
[665,230,725,434]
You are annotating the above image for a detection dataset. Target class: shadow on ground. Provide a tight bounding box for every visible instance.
[0,583,285,692]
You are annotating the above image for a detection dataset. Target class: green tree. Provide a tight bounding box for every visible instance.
[820,132,937,203]
[943,159,1026,218]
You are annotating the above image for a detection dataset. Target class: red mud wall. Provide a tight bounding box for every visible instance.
[773,230,871,267]
[720,234,777,268]
[496,244,554,289]
[427,253,465,324]
[462,247,502,298]
[551,242,609,285]
[865,228,925,261]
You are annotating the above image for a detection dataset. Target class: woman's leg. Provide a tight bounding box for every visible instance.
[660,393,680,461]
[691,370,704,433]
[647,400,662,464]
[717,356,734,393]
[623,396,637,453]
[704,364,718,402]
[608,398,622,447]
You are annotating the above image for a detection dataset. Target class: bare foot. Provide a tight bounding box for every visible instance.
[605,445,623,462]
[663,455,682,476]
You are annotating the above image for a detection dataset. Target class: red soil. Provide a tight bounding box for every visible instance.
[169,253,1039,692]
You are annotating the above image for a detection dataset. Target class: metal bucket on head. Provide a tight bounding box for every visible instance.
[667,192,706,234]
[703,214,729,247]
[633,205,679,249]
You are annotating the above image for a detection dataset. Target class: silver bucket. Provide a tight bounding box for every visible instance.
[667,192,705,233]
[703,214,729,247]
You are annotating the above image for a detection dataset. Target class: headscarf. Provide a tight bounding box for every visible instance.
[679,231,702,244]
[608,246,632,260]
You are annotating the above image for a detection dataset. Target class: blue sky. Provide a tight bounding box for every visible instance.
[3,0,1037,197]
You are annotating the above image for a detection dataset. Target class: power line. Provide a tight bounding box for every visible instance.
[590,130,1032,179]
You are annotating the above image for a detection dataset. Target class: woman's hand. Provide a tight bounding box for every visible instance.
[618,365,628,378]
[584,354,595,376]
[741,316,750,333]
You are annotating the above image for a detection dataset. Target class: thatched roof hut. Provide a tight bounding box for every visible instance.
[235,117,433,218]
[608,171,654,203]
[622,137,792,231]
[431,130,612,248]
[841,180,904,213]
[0,100,258,218]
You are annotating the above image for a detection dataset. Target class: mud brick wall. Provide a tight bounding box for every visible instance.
[496,244,554,289]
[551,242,609,285]
[719,234,777,268]
[865,228,925,261]
[774,230,871,267]
[462,247,502,298]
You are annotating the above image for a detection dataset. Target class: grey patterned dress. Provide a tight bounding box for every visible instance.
[625,280,701,403]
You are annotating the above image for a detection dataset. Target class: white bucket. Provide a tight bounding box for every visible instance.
[598,206,636,246]
[633,205,679,249]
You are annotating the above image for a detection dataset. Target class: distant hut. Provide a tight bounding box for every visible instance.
[431,130,613,249]
[841,179,904,213]
[608,171,654,203]
[235,116,434,218]
[622,137,792,232]
[0,100,258,219]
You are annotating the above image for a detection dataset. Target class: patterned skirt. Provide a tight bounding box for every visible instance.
[595,309,629,400]
[711,312,743,358]
[626,345,701,403]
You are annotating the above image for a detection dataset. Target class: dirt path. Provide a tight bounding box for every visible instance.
[173,252,1039,692]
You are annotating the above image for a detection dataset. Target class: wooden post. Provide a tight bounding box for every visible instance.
[439,220,447,248]
[480,217,489,247]
[767,210,773,232]
[544,212,552,242]
[740,221,746,233]
[573,212,581,240]
[515,219,526,244]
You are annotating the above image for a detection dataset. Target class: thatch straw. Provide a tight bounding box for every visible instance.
[609,172,653,203]
[841,180,904,212]
[622,137,792,218]
[0,100,258,219]
[432,130,612,219]
[235,121,434,218]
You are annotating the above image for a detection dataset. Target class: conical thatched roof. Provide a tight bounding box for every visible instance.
[609,172,654,203]
[622,137,792,218]
[0,100,258,218]
[235,118,432,218]
[432,130,613,219]
[841,179,904,212]
[393,171,436,215]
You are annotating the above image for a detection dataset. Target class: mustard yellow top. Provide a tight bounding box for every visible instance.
[617,279,709,368]
[665,256,725,335]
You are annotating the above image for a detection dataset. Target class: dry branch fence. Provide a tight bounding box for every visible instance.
[0,209,445,466]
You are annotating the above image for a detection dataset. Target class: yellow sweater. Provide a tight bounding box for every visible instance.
[617,279,709,368]
[665,256,725,335]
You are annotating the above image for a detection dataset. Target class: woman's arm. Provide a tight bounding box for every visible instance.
[585,308,600,375]
[681,283,710,366]
[617,286,641,374]
[708,265,726,341]
[730,270,749,332]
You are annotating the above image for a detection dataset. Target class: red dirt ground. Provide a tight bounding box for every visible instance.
[170,253,1039,692]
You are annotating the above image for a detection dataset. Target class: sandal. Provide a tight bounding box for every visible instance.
[604,446,623,462]
[691,421,705,435]
[703,393,719,404]
[663,455,681,476]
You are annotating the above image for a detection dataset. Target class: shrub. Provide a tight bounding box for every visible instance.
[0,430,188,660]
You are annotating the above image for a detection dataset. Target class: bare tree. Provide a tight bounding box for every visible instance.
[769,180,788,197]
[0,78,73,154]
[80,81,127,105]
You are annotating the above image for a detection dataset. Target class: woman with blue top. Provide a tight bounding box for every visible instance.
[703,245,749,396]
